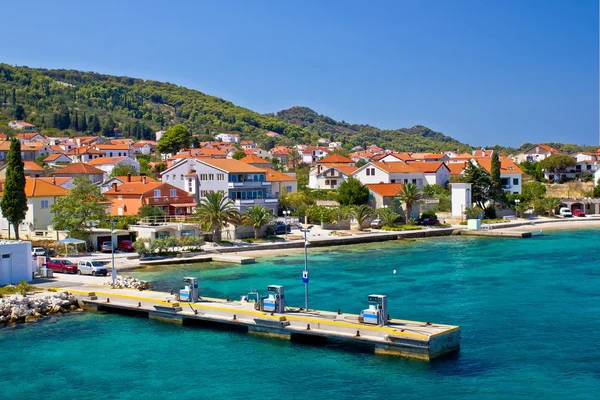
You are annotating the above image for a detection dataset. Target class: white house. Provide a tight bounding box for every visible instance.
[406,162,451,186]
[475,158,523,195]
[87,156,140,176]
[262,169,298,198]
[0,178,69,238]
[161,158,278,213]
[514,144,559,163]
[94,144,134,159]
[299,146,330,164]
[42,153,72,167]
[0,241,33,284]
[132,141,156,155]
[353,162,425,187]
[215,133,241,143]
[308,164,358,190]
[9,120,37,132]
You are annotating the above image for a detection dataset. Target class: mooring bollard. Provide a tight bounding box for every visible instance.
[106,298,110,303]
[307,324,310,330]
[138,302,142,307]
[233,314,237,320]
[337,309,341,315]
[356,330,360,337]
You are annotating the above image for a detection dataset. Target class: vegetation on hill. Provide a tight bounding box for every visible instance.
[273,106,472,152]
[1,64,475,152]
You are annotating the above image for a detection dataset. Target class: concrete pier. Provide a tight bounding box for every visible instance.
[61,287,460,361]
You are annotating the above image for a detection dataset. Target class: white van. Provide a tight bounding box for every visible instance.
[559,207,572,217]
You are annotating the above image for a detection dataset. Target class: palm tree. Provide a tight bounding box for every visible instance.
[195,191,240,242]
[463,205,483,220]
[515,201,530,218]
[394,183,423,223]
[350,204,374,231]
[243,205,273,239]
[543,197,561,216]
[377,207,401,227]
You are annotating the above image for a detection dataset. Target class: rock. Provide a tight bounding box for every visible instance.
[25,315,37,323]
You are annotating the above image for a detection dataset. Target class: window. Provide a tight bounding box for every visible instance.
[404,179,409,183]
[117,195,122,200]
[391,179,395,183]
[412,179,417,184]
[41,200,49,209]
[200,190,208,197]
[501,178,509,186]
[217,174,225,181]
[172,174,175,181]
[208,174,214,180]
[200,174,208,180]
[286,186,292,192]
[165,175,169,181]
[325,180,330,185]
[513,178,519,185]
[180,175,184,180]
[331,180,337,186]
[170,189,177,197]
[154,189,161,197]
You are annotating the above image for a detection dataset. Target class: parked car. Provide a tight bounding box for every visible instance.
[118,240,134,252]
[272,221,291,235]
[572,209,586,217]
[559,207,572,217]
[46,259,78,274]
[77,260,108,276]
[101,241,114,253]
[415,217,440,226]
[371,219,384,229]
[32,247,47,257]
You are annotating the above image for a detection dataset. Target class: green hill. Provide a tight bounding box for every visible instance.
[0,63,474,152]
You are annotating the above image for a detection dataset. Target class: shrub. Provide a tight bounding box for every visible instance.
[381,225,423,231]
[421,210,438,219]
[484,206,497,219]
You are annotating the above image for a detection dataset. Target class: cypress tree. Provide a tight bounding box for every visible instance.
[490,151,503,201]
[11,88,16,105]
[1,139,28,240]
[80,111,87,132]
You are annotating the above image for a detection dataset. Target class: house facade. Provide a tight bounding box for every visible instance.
[308,164,357,190]
[104,180,195,216]
[9,120,37,132]
[87,156,140,176]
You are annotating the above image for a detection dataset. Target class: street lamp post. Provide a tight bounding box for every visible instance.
[111,219,117,287]
[300,226,312,311]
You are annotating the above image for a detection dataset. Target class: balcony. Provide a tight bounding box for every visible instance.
[232,198,278,206]
[145,196,195,206]
[228,181,271,188]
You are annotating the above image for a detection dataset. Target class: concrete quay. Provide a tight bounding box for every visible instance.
[59,286,460,361]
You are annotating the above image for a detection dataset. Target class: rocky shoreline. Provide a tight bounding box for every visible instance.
[104,276,151,290]
[0,291,83,325]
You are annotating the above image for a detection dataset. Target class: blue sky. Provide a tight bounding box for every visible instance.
[1,0,598,147]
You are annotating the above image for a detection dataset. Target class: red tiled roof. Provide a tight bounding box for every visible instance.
[53,163,105,175]
[318,154,354,164]
[366,183,403,197]
[241,154,272,164]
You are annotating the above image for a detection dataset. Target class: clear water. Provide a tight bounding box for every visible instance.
[2,230,599,399]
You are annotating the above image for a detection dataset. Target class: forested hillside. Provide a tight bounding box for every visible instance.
[273,106,473,152]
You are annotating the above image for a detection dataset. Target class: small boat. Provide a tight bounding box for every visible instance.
[530,230,544,237]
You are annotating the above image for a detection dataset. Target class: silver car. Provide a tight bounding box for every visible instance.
[77,260,108,276]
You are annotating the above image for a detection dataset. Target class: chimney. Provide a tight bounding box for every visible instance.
[127,172,131,182]
[112,182,118,192]
[142,176,147,184]
[52,177,56,185]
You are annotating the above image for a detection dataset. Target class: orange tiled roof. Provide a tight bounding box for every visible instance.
[366,183,403,197]
[475,157,523,174]
[87,156,128,165]
[0,178,68,197]
[447,162,468,176]
[261,168,297,182]
[199,158,266,173]
[43,153,69,162]
[369,161,420,173]
[111,175,157,183]
[53,163,105,175]
[405,161,448,173]
[15,132,44,140]
[318,154,354,164]
[320,164,358,176]
[66,146,104,155]
[37,177,72,187]
[95,144,131,150]
[23,161,45,172]
[241,154,272,164]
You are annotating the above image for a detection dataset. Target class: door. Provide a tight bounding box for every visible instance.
[1,254,11,284]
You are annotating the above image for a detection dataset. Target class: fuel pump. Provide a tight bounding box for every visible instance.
[179,277,199,302]
[358,294,388,326]
[262,285,285,313]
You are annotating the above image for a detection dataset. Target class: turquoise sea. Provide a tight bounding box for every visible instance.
[1,230,599,399]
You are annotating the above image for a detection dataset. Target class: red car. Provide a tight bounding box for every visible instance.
[118,240,134,252]
[46,259,78,274]
[572,209,586,217]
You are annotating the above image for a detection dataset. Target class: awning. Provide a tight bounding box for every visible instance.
[56,238,86,244]
[170,203,197,207]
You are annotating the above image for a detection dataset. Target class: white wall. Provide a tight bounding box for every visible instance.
[451,183,472,217]
[0,241,33,284]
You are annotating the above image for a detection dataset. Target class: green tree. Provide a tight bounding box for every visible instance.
[110,164,139,177]
[243,205,273,239]
[540,154,576,181]
[355,159,367,168]
[592,180,600,198]
[461,162,491,209]
[336,177,369,206]
[195,191,240,242]
[89,114,101,133]
[542,197,561,216]
[393,182,423,221]
[349,204,374,231]
[79,111,88,132]
[0,139,28,239]
[137,205,166,219]
[463,206,483,219]
[521,181,546,202]
[11,88,16,105]
[13,104,25,120]
[51,176,107,240]
[490,152,503,201]
[232,150,246,160]
[515,201,530,218]
[157,124,191,154]
[377,207,401,227]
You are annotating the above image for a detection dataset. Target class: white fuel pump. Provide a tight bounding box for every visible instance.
[262,285,285,313]
[179,277,199,302]
[358,294,388,326]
